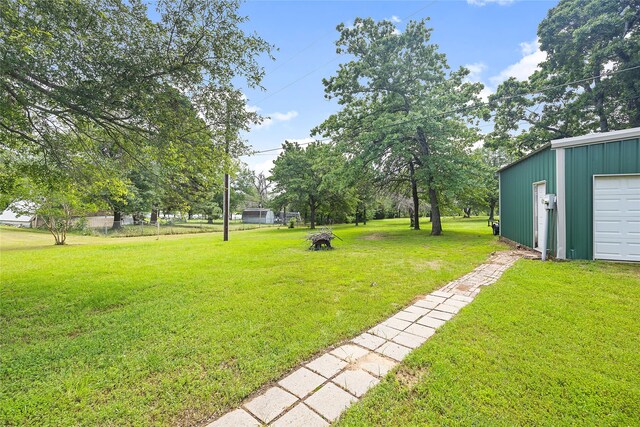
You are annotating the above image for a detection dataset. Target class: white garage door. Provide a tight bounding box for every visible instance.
[593,175,640,261]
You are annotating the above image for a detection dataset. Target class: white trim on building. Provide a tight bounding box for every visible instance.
[551,126,640,149]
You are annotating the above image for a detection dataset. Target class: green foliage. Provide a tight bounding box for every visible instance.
[269,141,357,228]
[0,0,271,216]
[10,178,101,245]
[488,0,640,155]
[315,18,486,234]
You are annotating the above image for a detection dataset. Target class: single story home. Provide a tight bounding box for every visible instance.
[0,201,42,228]
[0,209,37,227]
[498,127,640,261]
[242,208,275,224]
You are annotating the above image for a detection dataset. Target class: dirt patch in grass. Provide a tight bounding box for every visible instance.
[394,366,425,389]
[363,233,386,241]
[415,260,444,270]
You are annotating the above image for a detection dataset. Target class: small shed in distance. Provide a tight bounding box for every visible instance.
[242,208,275,224]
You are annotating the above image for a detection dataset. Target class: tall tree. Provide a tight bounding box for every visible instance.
[315,18,485,235]
[0,0,270,183]
[488,0,640,155]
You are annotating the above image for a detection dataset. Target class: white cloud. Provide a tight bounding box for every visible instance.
[392,28,401,36]
[250,155,279,176]
[467,0,515,6]
[252,110,299,130]
[465,62,487,81]
[390,15,401,23]
[463,38,546,100]
[489,38,546,86]
[271,111,299,121]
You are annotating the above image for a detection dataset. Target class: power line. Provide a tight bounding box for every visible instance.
[246,63,640,155]
[250,1,440,106]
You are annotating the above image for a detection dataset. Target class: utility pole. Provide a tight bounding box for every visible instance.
[223,103,231,242]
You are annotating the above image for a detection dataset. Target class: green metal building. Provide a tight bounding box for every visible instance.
[498,127,640,261]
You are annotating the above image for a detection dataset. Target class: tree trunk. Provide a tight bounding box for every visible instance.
[150,209,158,225]
[488,203,495,221]
[429,187,442,235]
[592,65,609,132]
[363,205,367,225]
[463,207,471,218]
[355,205,359,226]
[630,93,640,127]
[188,209,193,220]
[409,162,420,230]
[112,210,122,230]
[596,90,608,132]
[309,198,316,229]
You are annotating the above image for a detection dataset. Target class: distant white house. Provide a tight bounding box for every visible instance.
[0,201,39,228]
[242,208,274,224]
[84,215,134,228]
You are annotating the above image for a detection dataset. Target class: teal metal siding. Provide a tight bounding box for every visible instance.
[564,138,640,259]
[499,147,556,250]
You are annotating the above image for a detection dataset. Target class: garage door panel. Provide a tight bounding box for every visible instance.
[594,242,623,257]
[594,199,623,213]
[594,220,622,234]
[593,175,640,261]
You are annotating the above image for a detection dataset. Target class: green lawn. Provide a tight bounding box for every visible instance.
[0,218,502,426]
[337,259,640,426]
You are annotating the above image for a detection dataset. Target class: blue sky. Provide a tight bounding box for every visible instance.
[234,0,558,174]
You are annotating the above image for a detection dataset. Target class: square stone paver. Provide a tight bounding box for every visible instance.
[394,310,422,322]
[207,409,260,427]
[330,344,370,362]
[428,310,454,321]
[405,323,436,339]
[404,305,431,316]
[271,403,328,427]
[431,291,454,298]
[278,367,327,399]
[450,294,474,303]
[434,304,460,314]
[416,316,446,329]
[391,331,428,349]
[355,352,397,377]
[382,317,412,331]
[441,299,469,309]
[351,333,387,350]
[306,354,348,378]
[423,295,447,304]
[375,342,412,362]
[368,324,401,339]
[304,383,357,422]
[414,299,440,309]
[244,387,297,424]
[333,369,380,397]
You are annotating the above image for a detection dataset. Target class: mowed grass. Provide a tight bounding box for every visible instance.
[337,259,640,426]
[0,218,502,426]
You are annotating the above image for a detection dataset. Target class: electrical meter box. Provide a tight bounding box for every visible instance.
[543,194,556,210]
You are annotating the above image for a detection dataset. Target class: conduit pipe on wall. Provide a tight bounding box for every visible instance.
[541,194,557,261]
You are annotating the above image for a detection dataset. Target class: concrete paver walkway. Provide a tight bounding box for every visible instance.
[207,250,525,427]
